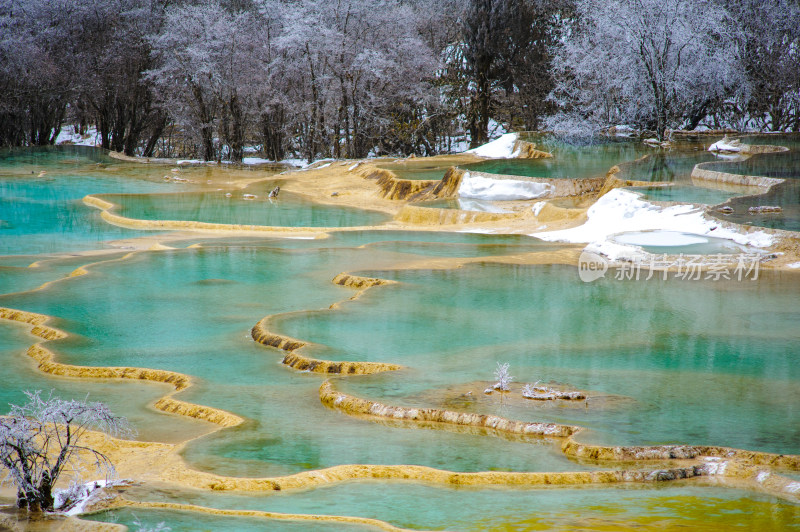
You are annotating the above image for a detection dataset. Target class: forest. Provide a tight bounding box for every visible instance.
[1,0,799,162]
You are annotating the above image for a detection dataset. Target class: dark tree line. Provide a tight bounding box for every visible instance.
[1,0,799,160]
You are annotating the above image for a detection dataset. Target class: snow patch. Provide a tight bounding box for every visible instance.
[786,262,800,269]
[54,479,128,516]
[465,133,519,159]
[242,157,273,165]
[531,201,546,216]
[459,171,553,201]
[708,138,742,153]
[54,126,101,147]
[533,189,773,259]
[756,471,770,483]
[457,199,508,213]
[615,231,709,247]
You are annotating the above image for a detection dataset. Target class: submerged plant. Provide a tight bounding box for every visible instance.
[493,362,513,391]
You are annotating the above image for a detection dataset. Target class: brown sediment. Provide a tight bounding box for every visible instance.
[108,150,181,165]
[319,381,580,438]
[0,307,244,430]
[331,273,395,289]
[94,499,416,532]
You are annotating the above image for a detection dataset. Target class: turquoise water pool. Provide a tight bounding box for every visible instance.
[100,189,390,228]
[1,146,799,531]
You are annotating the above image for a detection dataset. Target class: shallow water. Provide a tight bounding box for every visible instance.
[463,139,653,180]
[0,147,180,255]
[101,189,390,227]
[376,161,453,181]
[87,482,800,531]
[628,185,741,205]
[2,146,800,531]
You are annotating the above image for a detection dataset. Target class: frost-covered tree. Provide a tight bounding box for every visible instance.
[0,0,80,146]
[727,0,800,131]
[71,0,167,156]
[550,0,743,139]
[148,0,265,161]
[276,0,438,160]
[0,391,133,512]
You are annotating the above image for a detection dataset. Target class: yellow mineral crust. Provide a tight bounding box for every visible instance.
[319,381,580,438]
[249,272,403,375]
[512,139,553,159]
[250,317,402,375]
[98,499,418,532]
[84,194,332,236]
[331,272,396,289]
[0,307,243,430]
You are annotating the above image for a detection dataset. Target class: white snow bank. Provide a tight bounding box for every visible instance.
[787,262,800,269]
[465,133,519,159]
[459,171,553,201]
[533,189,773,259]
[242,157,273,165]
[456,199,509,213]
[531,201,546,216]
[54,479,128,516]
[708,138,742,153]
[615,230,709,247]
[55,126,100,147]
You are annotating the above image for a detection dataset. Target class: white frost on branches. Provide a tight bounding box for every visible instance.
[0,391,134,511]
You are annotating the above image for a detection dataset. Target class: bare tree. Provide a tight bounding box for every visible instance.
[0,391,133,512]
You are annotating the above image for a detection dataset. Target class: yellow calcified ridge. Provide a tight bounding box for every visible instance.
[251,318,402,375]
[331,272,396,289]
[0,307,243,429]
[359,166,438,200]
[692,163,785,189]
[249,272,403,375]
[512,139,553,159]
[394,204,517,225]
[171,458,705,493]
[320,381,580,438]
[561,438,800,470]
[82,194,334,235]
[103,499,415,532]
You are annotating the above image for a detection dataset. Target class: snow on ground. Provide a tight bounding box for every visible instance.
[55,126,100,147]
[53,479,128,516]
[787,262,800,269]
[459,171,553,201]
[708,138,742,152]
[465,133,519,159]
[533,188,773,260]
[456,199,509,213]
[615,230,709,246]
[531,201,546,216]
[242,157,273,165]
